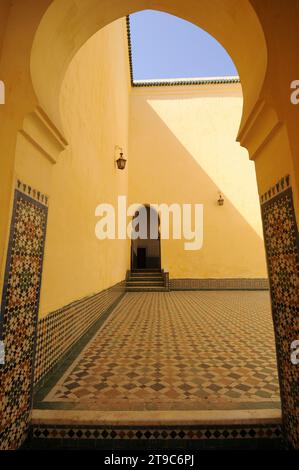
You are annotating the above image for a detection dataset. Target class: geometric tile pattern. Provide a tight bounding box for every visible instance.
[0,186,48,450]
[170,278,269,290]
[34,282,125,385]
[31,423,282,441]
[261,177,299,449]
[40,291,281,411]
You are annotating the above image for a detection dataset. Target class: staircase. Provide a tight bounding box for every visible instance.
[126,269,167,292]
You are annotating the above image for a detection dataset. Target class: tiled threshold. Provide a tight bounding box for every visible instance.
[31,408,282,427]
[28,409,283,449]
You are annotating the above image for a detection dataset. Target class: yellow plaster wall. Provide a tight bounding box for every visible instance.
[0,0,10,57]
[1,1,296,308]
[30,0,267,137]
[129,84,268,279]
[37,19,131,316]
[0,0,51,302]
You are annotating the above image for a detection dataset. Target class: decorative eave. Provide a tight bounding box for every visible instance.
[133,77,240,87]
[126,15,240,88]
[126,15,134,86]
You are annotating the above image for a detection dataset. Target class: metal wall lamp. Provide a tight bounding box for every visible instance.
[217,192,224,206]
[116,146,127,170]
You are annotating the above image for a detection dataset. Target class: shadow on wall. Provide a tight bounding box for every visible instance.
[128,92,268,279]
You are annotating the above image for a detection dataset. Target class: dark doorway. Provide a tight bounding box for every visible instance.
[137,248,146,269]
[131,205,161,271]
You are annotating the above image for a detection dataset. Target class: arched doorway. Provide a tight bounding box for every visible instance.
[131,205,161,270]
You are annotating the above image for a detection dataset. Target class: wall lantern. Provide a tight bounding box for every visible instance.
[116,147,127,170]
[217,192,224,206]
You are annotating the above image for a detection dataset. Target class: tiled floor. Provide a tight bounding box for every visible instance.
[35,291,281,412]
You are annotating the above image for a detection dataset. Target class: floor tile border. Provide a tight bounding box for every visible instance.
[170,278,269,291]
[29,423,283,441]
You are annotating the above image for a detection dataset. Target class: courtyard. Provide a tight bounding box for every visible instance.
[34,291,281,414]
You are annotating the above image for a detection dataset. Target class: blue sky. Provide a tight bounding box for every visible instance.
[129,10,238,81]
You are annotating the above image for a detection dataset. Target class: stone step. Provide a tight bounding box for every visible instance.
[26,409,283,450]
[131,269,161,273]
[127,282,165,287]
[129,273,164,279]
[126,287,167,292]
[130,273,163,276]
[128,280,164,284]
[127,279,164,283]
[130,271,163,274]
[126,270,166,292]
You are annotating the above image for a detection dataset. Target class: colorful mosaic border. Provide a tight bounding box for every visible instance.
[170,278,269,291]
[0,188,48,450]
[30,423,282,441]
[16,179,49,206]
[34,282,126,386]
[260,175,290,204]
[261,180,299,449]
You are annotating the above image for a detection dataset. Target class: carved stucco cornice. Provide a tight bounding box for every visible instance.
[237,99,282,161]
[19,106,68,164]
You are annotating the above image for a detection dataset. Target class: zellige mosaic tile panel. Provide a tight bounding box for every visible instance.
[0,187,48,450]
[261,177,299,449]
